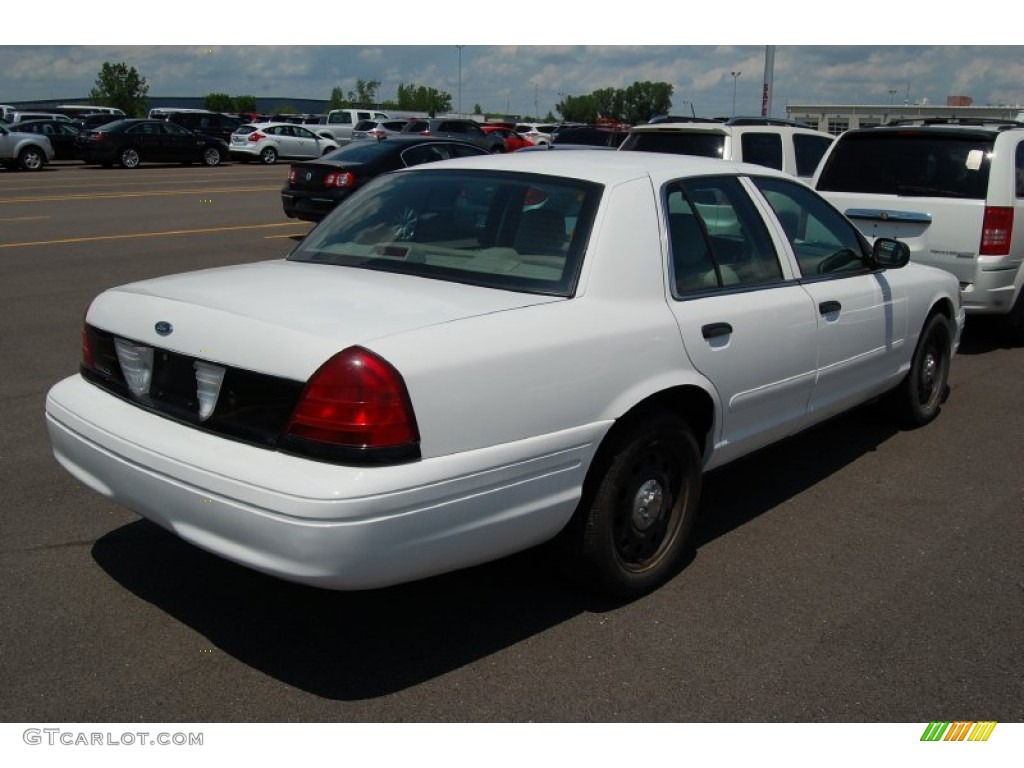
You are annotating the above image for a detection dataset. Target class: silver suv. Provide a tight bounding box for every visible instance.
[0,123,54,171]
[814,120,1024,341]
[619,117,835,179]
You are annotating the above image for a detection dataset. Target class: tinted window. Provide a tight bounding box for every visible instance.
[753,176,867,276]
[816,131,994,199]
[666,176,782,294]
[793,134,833,177]
[289,170,602,296]
[740,132,783,170]
[1016,142,1024,198]
[620,131,725,158]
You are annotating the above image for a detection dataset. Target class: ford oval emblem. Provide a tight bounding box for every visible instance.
[155,321,173,337]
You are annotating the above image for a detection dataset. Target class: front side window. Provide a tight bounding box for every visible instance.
[753,176,868,277]
[289,170,602,296]
[666,176,783,295]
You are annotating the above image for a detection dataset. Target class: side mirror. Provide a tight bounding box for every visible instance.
[869,238,910,269]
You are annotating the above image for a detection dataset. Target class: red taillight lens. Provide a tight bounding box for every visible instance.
[89,133,105,143]
[323,171,355,189]
[980,206,1013,255]
[248,132,265,142]
[285,347,419,450]
[81,320,94,369]
[288,167,296,183]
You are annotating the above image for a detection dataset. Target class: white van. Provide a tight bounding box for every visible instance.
[322,108,390,145]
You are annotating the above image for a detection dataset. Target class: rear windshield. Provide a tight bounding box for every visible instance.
[619,130,725,158]
[816,131,994,198]
[288,169,602,296]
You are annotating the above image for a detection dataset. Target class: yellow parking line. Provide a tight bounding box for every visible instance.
[0,186,280,204]
[0,215,50,223]
[0,222,304,249]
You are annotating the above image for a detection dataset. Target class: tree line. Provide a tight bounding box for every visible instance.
[86,61,676,124]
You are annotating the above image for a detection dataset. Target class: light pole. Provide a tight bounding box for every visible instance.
[731,71,741,117]
[456,46,464,115]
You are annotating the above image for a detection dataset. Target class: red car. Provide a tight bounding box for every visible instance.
[481,124,533,152]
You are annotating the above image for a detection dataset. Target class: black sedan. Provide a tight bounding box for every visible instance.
[75,119,229,168]
[8,120,81,161]
[281,137,488,223]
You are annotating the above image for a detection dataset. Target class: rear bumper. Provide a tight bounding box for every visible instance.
[280,190,349,222]
[45,375,596,589]
[959,256,1023,315]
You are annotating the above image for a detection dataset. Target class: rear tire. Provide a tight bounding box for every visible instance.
[571,413,702,598]
[259,147,277,164]
[119,147,140,168]
[891,312,953,427]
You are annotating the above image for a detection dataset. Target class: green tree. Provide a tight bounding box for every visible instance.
[327,86,345,111]
[396,83,452,115]
[234,95,257,114]
[555,81,673,124]
[88,62,150,117]
[203,93,235,112]
[620,81,674,124]
[347,79,381,108]
[473,103,483,115]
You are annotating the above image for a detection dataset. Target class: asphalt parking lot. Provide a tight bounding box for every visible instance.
[0,161,1021,723]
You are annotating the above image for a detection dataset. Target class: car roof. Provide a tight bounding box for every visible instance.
[400,146,796,186]
[629,121,831,137]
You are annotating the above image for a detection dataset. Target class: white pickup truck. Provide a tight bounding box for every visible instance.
[320,108,391,145]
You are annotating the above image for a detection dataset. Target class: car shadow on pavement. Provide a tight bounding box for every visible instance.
[91,402,901,701]
[955,316,1021,355]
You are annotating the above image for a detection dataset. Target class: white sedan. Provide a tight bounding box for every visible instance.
[45,152,964,598]
[229,122,338,164]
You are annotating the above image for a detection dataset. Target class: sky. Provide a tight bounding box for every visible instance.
[4,10,1022,119]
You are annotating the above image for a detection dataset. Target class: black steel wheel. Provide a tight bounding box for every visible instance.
[894,312,953,426]
[576,413,702,598]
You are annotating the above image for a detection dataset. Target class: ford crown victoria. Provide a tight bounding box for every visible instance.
[45,152,964,598]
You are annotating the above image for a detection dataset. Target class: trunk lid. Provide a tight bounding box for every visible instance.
[87,258,561,380]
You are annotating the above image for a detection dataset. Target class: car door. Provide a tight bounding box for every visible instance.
[750,176,908,423]
[292,126,321,158]
[127,122,164,160]
[161,122,200,162]
[663,176,819,468]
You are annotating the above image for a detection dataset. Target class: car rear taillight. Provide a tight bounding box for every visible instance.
[369,129,385,139]
[248,132,265,142]
[89,133,105,143]
[323,171,355,189]
[284,347,419,458]
[288,167,296,183]
[81,316,94,369]
[980,206,1013,255]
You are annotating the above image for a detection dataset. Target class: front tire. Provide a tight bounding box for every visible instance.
[18,146,45,171]
[892,312,953,427]
[202,147,223,167]
[574,413,702,598]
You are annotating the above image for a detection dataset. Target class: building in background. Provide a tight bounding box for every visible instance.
[787,96,1024,134]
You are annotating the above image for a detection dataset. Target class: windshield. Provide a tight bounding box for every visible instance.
[288,169,602,296]
[816,131,994,198]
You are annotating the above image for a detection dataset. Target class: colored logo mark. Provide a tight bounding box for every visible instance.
[921,721,997,742]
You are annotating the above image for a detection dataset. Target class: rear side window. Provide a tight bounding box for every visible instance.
[817,131,994,199]
[666,176,782,294]
[793,134,833,177]
[620,131,725,158]
[739,132,783,170]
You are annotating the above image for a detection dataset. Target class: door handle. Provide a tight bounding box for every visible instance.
[701,322,733,339]
[819,301,842,315]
